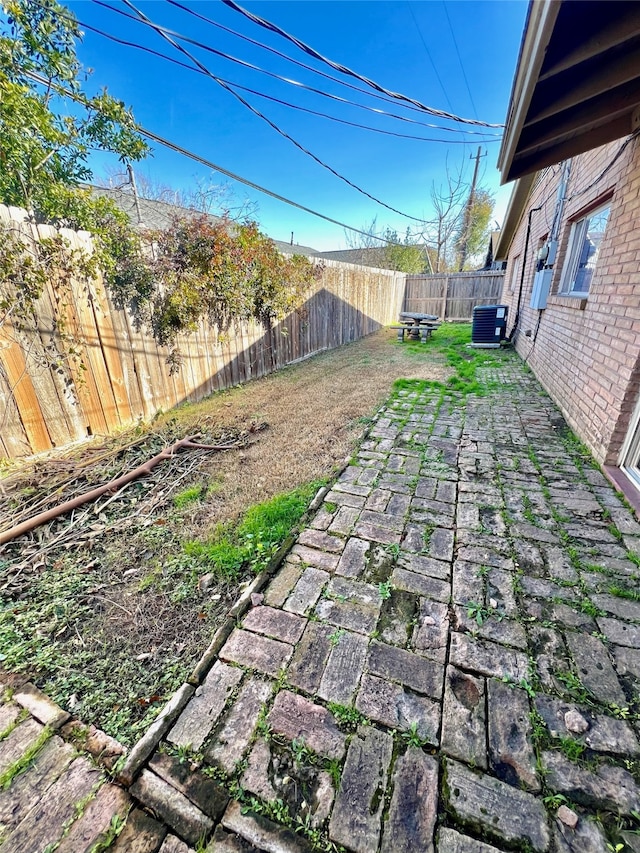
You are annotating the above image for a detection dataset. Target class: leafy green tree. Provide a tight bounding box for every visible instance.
[381,228,428,274]
[454,188,494,271]
[0,0,148,223]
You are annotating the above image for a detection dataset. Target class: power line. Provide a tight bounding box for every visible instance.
[406,1,454,113]
[442,2,479,120]
[220,0,502,128]
[24,69,423,248]
[121,0,432,224]
[89,0,500,138]
[48,11,500,145]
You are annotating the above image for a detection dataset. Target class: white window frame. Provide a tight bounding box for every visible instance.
[559,201,611,297]
[508,254,521,293]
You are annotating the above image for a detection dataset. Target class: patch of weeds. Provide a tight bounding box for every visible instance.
[324,502,338,514]
[627,551,640,569]
[384,543,401,560]
[378,581,393,601]
[475,565,490,579]
[557,736,586,763]
[0,708,28,742]
[173,484,207,509]
[291,737,316,765]
[556,670,591,703]
[578,599,604,618]
[329,629,345,647]
[607,524,624,543]
[400,722,429,748]
[186,480,325,579]
[326,757,342,789]
[466,602,491,627]
[609,703,636,720]
[608,585,640,602]
[90,813,128,853]
[327,703,366,732]
[542,793,568,810]
[0,725,53,789]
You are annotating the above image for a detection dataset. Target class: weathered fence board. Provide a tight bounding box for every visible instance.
[0,207,405,459]
[403,271,505,321]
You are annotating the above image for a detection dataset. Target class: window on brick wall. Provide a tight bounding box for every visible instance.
[508,254,521,293]
[559,202,611,296]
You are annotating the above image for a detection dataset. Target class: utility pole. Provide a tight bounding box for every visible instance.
[457,146,486,271]
[127,163,144,225]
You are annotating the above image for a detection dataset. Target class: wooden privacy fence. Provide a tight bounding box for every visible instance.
[0,206,405,459]
[403,271,506,320]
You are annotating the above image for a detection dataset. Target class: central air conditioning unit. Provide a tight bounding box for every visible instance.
[471,305,508,347]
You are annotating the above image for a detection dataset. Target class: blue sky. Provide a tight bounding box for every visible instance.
[68,0,528,250]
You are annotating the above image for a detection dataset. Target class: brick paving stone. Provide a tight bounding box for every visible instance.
[324,489,366,509]
[267,691,345,759]
[387,493,411,516]
[242,606,307,645]
[56,781,131,853]
[0,736,75,830]
[333,482,371,497]
[0,702,21,734]
[550,602,596,632]
[297,529,345,554]
[264,560,304,607]
[428,528,454,562]
[131,769,213,844]
[290,544,340,571]
[367,640,444,699]
[441,664,486,767]
[453,607,528,650]
[457,546,514,571]
[284,567,329,615]
[13,684,69,729]
[445,760,550,852]
[592,593,640,622]
[355,674,440,743]
[399,552,450,580]
[415,477,438,499]
[241,739,277,802]
[378,588,417,646]
[365,489,391,512]
[219,628,293,678]
[315,597,379,635]
[2,757,101,853]
[436,828,505,853]
[511,523,560,544]
[159,836,192,853]
[329,726,393,853]
[553,817,610,853]
[521,576,579,603]
[611,644,640,677]
[310,506,334,530]
[565,632,626,705]
[487,679,539,792]
[149,753,228,821]
[436,480,456,503]
[207,678,273,773]
[486,568,518,616]
[534,695,640,755]
[328,506,360,536]
[328,576,381,606]
[412,599,449,662]
[335,537,369,578]
[0,717,45,776]
[452,560,485,607]
[401,524,428,552]
[110,808,167,852]
[359,509,405,532]
[596,615,640,648]
[168,661,243,750]
[456,503,479,529]
[391,567,450,602]
[222,799,312,852]
[380,749,438,853]
[542,751,640,814]
[317,630,369,705]
[449,632,529,681]
[354,520,402,545]
[287,622,335,693]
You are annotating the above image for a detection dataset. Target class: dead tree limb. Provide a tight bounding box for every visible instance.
[0,435,245,547]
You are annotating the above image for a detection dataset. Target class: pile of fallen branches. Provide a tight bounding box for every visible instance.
[0,420,267,572]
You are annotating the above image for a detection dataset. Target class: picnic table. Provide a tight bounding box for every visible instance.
[390,312,441,343]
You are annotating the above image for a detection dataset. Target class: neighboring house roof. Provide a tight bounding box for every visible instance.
[89,185,320,257]
[498,0,640,183]
[315,245,431,271]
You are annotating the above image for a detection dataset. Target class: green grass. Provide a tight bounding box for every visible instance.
[173,484,207,509]
[0,726,53,789]
[185,480,325,579]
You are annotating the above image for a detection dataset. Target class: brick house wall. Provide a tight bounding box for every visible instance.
[499,136,640,466]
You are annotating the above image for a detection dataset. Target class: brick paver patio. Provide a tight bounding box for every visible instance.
[2,354,640,852]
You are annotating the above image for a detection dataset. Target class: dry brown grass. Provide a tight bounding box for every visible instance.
[169,329,451,534]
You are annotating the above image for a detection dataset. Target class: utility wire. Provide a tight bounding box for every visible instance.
[442,1,479,120]
[169,0,458,122]
[406,1,454,113]
[51,12,500,145]
[220,0,502,127]
[24,69,422,248]
[564,130,640,201]
[122,0,431,223]
[89,0,500,138]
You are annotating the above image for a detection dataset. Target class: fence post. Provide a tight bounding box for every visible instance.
[440,275,450,321]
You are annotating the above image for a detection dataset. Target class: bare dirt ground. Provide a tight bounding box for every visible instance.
[0,329,452,743]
